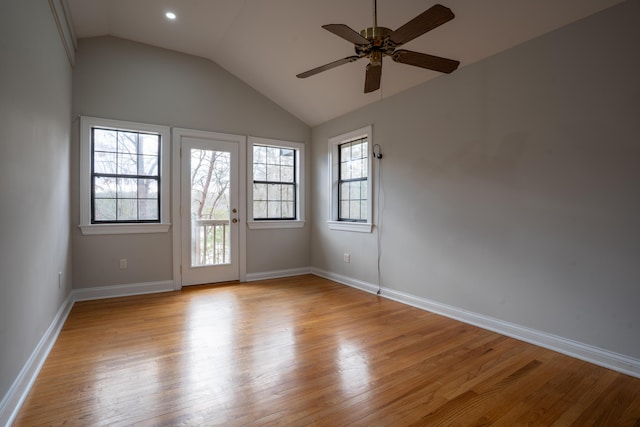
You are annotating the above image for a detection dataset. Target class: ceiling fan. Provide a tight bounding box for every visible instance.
[296,1,460,93]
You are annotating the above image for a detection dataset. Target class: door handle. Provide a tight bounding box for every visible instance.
[232,218,238,223]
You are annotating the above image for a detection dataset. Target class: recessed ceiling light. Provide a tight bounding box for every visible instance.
[165,12,177,20]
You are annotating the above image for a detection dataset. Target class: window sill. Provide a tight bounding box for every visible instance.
[248,220,305,230]
[79,223,171,235]
[327,221,373,233]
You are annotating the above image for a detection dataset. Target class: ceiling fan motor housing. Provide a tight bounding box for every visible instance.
[359,26,392,44]
[356,26,396,62]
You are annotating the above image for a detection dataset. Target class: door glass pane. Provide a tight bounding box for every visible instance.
[190,148,231,267]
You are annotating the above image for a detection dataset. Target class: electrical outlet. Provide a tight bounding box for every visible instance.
[119,258,128,269]
[343,253,350,263]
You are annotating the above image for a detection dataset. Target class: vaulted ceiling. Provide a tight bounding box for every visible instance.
[67,0,624,126]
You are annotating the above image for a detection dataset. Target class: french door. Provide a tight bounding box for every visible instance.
[172,129,245,287]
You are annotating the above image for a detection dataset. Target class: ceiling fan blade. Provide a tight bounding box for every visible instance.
[392,49,459,74]
[364,62,382,93]
[322,24,371,46]
[297,56,361,79]
[389,4,454,46]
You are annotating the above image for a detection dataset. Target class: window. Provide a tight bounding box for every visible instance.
[247,137,305,229]
[91,128,160,223]
[338,138,368,222]
[253,145,296,220]
[80,116,171,235]
[328,126,373,233]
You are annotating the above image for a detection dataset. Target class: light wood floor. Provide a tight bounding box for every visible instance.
[15,275,640,426]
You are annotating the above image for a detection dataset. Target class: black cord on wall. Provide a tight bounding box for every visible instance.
[373,144,384,295]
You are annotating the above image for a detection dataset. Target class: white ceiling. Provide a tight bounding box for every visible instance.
[67,0,624,127]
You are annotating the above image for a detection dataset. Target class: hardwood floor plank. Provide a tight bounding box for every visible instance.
[13,275,640,426]
[570,375,640,426]
[489,356,585,425]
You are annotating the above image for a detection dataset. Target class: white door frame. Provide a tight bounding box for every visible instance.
[172,127,247,289]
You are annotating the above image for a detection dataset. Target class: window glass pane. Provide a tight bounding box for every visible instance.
[350,200,362,220]
[341,144,352,162]
[94,199,116,221]
[267,184,282,201]
[254,163,266,181]
[282,184,294,201]
[339,201,348,219]
[94,129,117,152]
[253,183,267,201]
[350,181,362,199]
[138,199,158,220]
[266,165,281,182]
[339,182,349,202]
[267,201,281,218]
[190,149,230,221]
[117,199,137,221]
[94,177,116,198]
[254,145,267,164]
[281,165,294,183]
[94,151,117,174]
[254,201,267,218]
[351,159,364,179]
[140,134,159,156]
[340,162,351,180]
[117,178,138,198]
[118,131,138,155]
[351,142,362,159]
[281,148,294,166]
[140,155,158,176]
[282,201,294,218]
[266,146,280,165]
[138,179,158,198]
[117,152,138,175]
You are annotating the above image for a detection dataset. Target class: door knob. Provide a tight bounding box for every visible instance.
[232,218,238,223]
[232,208,237,213]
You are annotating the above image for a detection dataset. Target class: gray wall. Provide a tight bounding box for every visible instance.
[311,0,640,359]
[0,0,73,407]
[72,37,311,288]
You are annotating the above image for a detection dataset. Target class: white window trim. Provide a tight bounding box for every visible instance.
[247,136,305,229]
[328,125,373,233]
[79,116,171,235]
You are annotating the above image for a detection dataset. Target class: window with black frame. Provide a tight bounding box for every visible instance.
[252,144,297,220]
[91,127,161,223]
[338,137,368,222]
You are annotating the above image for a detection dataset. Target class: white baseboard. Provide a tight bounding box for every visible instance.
[0,292,75,427]
[245,267,312,282]
[73,280,175,301]
[310,268,640,378]
[310,267,380,294]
